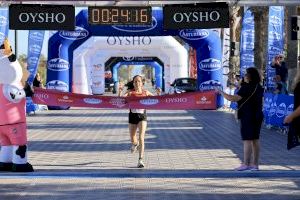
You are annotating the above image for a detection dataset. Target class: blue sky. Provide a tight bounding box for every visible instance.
[8,7,86,57]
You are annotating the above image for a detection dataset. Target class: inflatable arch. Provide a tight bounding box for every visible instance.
[47,7,223,106]
[73,47,170,94]
[72,36,187,94]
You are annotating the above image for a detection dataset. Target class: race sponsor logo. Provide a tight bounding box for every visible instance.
[242,42,254,50]
[199,80,221,90]
[198,58,221,71]
[276,103,286,118]
[286,104,294,115]
[269,15,282,26]
[83,98,102,104]
[0,16,7,27]
[263,97,272,112]
[244,17,254,26]
[112,17,157,33]
[58,95,73,103]
[140,98,159,105]
[123,56,134,61]
[165,97,188,103]
[29,44,42,54]
[34,92,49,100]
[27,57,39,66]
[47,58,69,71]
[268,102,277,116]
[109,97,127,108]
[268,46,282,54]
[47,80,69,91]
[240,54,254,63]
[196,96,212,105]
[179,29,209,40]
[271,7,283,12]
[29,31,44,41]
[242,29,254,38]
[106,36,151,45]
[269,31,281,41]
[59,26,88,40]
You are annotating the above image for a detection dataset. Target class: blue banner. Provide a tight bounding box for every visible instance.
[26,30,45,114]
[0,8,9,44]
[266,6,285,90]
[263,93,293,127]
[240,7,254,77]
[27,30,45,85]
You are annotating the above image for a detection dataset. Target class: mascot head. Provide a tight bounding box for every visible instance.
[0,38,29,88]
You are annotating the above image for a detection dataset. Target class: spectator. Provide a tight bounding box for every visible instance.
[271,54,288,92]
[33,73,43,88]
[217,67,264,171]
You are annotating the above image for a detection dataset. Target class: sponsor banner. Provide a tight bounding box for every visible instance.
[0,9,8,45]
[266,6,284,90]
[9,4,75,30]
[263,93,293,127]
[32,88,217,110]
[27,30,45,85]
[163,3,229,29]
[240,7,254,77]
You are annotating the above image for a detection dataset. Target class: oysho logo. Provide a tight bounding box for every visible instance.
[29,31,44,41]
[0,16,7,27]
[29,44,42,54]
[59,26,88,40]
[276,103,286,118]
[244,17,254,26]
[140,98,159,105]
[83,98,102,105]
[199,80,221,90]
[48,58,69,71]
[47,80,69,91]
[199,58,221,71]
[165,97,188,103]
[179,29,209,40]
[107,36,151,45]
[34,93,49,100]
[112,17,157,33]
[18,12,66,24]
[27,57,39,66]
[269,15,282,26]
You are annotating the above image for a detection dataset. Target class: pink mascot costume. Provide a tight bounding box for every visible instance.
[0,39,34,172]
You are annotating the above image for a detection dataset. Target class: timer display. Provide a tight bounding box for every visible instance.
[88,6,152,25]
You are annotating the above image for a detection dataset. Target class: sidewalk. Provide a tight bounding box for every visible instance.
[1,108,300,200]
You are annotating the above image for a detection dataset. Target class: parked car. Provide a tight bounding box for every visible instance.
[169,77,197,94]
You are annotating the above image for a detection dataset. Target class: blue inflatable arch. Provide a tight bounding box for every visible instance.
[47,7,223,106]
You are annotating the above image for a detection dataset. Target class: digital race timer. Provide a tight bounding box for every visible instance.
[88,6,152,25]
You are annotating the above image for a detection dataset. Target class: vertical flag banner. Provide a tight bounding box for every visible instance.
[0,8,9,44]
[266,6,285,90]
[27,30,45,85]
[240,7,255,77]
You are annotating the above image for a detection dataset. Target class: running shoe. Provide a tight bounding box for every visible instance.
[137,158,145,168]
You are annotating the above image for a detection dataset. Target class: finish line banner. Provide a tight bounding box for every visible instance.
[32,88,216,110]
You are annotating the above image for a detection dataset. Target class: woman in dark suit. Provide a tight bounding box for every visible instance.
[217,67,264,171]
